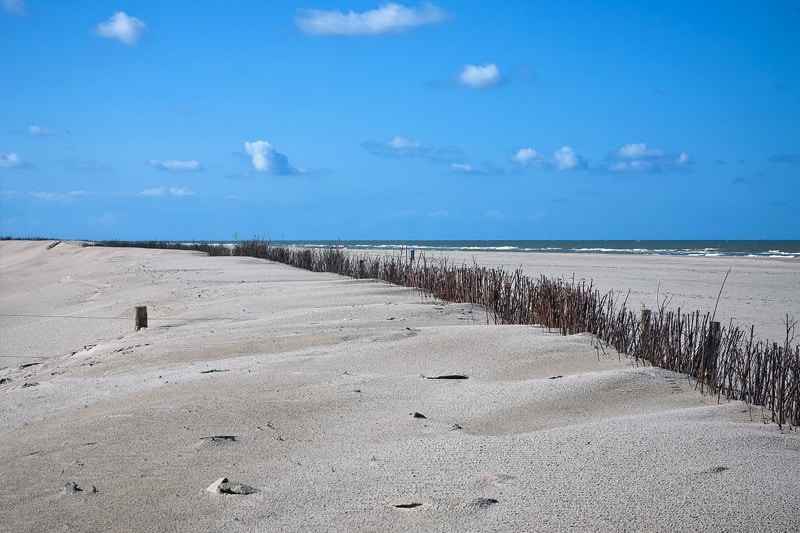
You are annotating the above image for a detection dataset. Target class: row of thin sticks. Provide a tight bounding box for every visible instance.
[95,240,800,428]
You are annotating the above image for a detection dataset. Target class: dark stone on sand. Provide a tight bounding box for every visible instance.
[64,481,82,493]
[201,435,237,443]
[207,477,258,495]
[412,412,427,419]
[63,481,95,494]
[470,497,499,509]
[219,482,258,495]
[394,502,422,509]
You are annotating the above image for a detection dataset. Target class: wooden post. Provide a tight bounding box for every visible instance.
[387,260,395,281]
[639,309,651,333]
[707,321,721,350]
[702,320,721,386]
[135,306,148,331]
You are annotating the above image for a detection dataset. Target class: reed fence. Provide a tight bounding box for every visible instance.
[94,240,799,428]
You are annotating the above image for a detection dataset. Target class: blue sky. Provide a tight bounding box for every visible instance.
[1,1,798,241]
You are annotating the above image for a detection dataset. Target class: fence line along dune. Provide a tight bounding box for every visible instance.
[94,240,800,429]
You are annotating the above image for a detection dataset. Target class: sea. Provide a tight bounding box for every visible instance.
[276,240,800,259]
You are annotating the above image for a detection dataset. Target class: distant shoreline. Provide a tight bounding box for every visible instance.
[3,237,798,259]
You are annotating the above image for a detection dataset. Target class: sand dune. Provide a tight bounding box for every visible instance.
[1,241,798,532]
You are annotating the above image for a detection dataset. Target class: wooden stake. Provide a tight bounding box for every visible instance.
[640,309,651,333]
[135,306,148,331]
[708,321,721,348]
[703,320,721,385]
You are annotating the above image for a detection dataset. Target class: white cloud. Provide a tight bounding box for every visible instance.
[449,160,507,176]
[245,141,271,172]
[616,143,663,159]
[387,136,423,150]
[296,2,447,35]
[141,187,165,196]
[244,140,300,175]
[0,152,26,168]
[27,125,53,135]
[148,159,203,171]
[169,187,194,196]
[95,12,146,45]
[2,0,26,15]
[363,136,464,164]
[552,146,585,171]
[510,146,585,171]
[364,136,428,158]
[607,142,691,173]
[458,63,501,88]
[366,137,511,174]
[608,160,649,172]
[510,148,544,166]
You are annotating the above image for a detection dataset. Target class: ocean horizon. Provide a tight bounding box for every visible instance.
[8,237,797,259]
[270,240,800,259]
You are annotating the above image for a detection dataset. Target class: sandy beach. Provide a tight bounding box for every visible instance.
[1,240,798,532]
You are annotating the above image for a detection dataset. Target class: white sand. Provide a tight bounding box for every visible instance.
[1,240,798,532]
